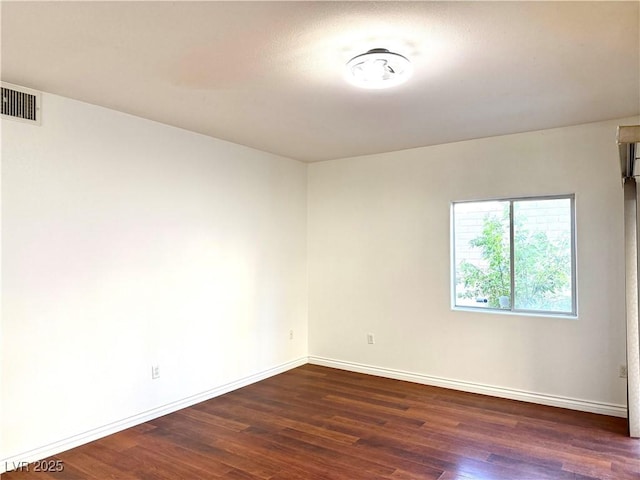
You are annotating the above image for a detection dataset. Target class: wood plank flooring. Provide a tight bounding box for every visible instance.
[3,364,639,479]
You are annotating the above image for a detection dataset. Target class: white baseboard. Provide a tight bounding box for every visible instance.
[308,356,627,419]
[1,357,307,474]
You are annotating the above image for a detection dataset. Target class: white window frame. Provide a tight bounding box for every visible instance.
[451,194,577,318]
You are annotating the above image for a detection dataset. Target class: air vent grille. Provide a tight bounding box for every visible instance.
[1,83,41,125]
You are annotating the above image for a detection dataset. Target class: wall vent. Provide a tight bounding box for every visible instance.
[1,82,41,125]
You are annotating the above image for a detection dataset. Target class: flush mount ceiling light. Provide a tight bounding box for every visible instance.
[345,48,413,90]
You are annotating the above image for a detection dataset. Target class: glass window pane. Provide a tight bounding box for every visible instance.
[513,198,573,313]
[454,201,511,309]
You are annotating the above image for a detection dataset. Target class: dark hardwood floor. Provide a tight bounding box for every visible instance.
[3,364,639,479]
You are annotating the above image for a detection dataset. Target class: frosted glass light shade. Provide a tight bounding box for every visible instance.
[345,48,413,89]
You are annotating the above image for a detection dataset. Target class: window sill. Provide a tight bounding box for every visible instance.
[452,306,578,320]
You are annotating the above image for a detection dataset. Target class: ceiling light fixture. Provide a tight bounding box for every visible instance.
[345,48,413,90]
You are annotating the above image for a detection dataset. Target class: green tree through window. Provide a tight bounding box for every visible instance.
[453,197,575,315]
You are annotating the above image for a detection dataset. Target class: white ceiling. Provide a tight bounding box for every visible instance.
[2,1,639,162]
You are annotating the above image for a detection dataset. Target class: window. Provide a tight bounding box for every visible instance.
[452,195,576,316]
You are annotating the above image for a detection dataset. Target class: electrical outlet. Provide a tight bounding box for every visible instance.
[367,333,375,345]
[619,365,628,379]
[152,365,160,380]
[289,329,294,340]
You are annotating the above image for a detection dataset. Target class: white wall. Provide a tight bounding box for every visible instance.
[308,118,637,411]
[1,93,308,464]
